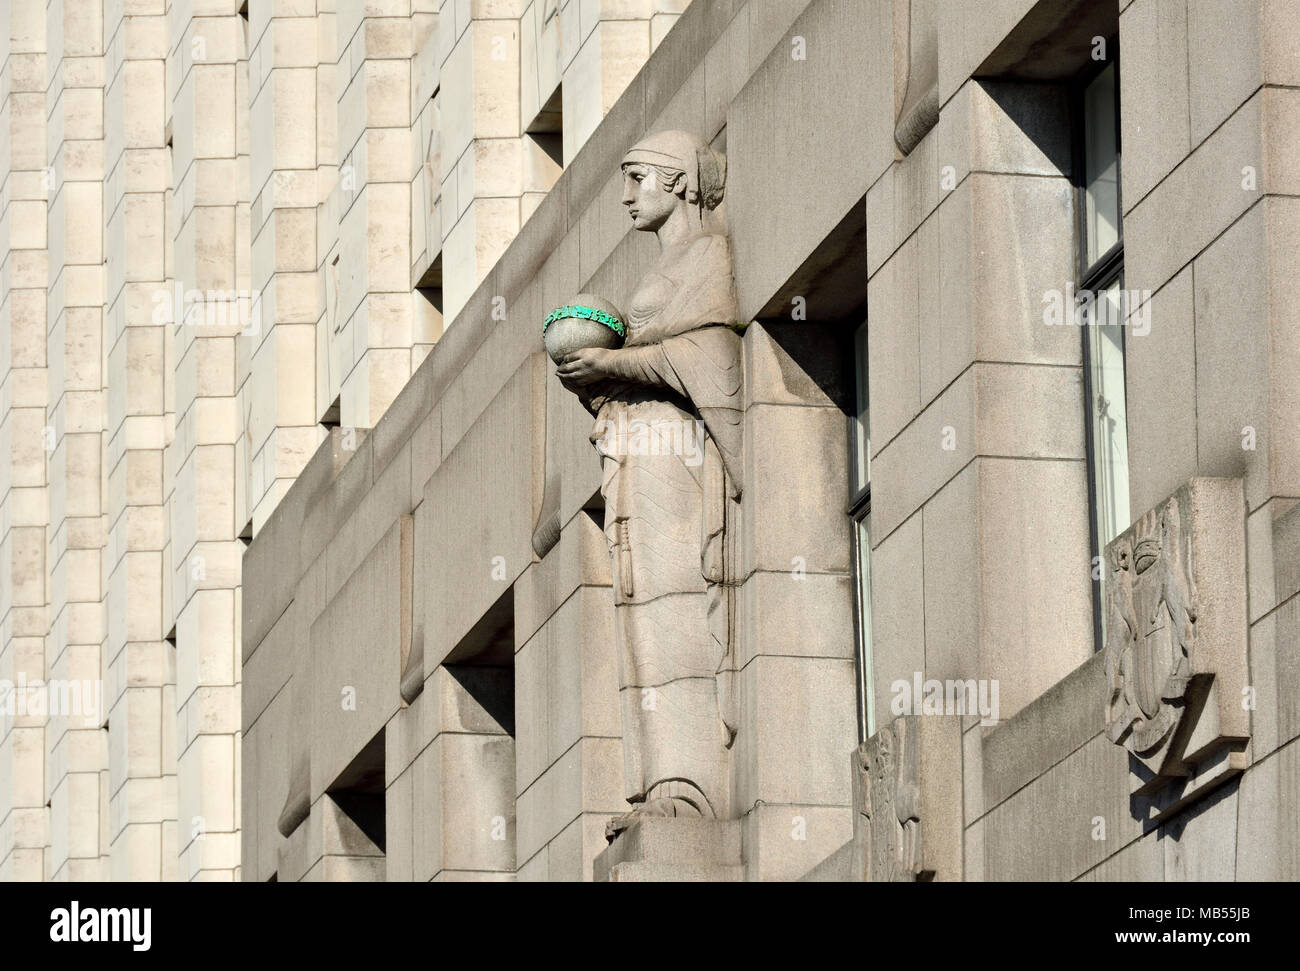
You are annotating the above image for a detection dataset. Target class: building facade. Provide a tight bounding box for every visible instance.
[2,0,1298,881]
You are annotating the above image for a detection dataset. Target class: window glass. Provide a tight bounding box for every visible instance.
[854,512,875,739]
[1084,63,1120,269]
[1084,279,1130,636]
[850,319,873,740]
[852,321,870,496]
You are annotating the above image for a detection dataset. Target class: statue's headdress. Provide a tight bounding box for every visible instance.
[622,130,726,211]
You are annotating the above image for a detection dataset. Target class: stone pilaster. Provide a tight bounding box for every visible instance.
[102,0,175,881]
[866,75,1093,727]
[558,0,668,165]
[167,0,246,882]
[243,0,324,535]
[433,0,522,322]
[0,0,50,883]
[43,0,108,883]
[327,0,413,429]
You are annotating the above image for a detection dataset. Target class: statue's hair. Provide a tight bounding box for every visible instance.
[645,164,686,194]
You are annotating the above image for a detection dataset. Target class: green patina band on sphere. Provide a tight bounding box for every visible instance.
[542,293,627,364]
[543,303,627,338]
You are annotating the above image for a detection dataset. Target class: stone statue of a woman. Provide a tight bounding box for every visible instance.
[556,130,744,834]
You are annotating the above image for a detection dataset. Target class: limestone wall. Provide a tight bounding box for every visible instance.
[0,0,682,881]
[241,0,866,882]
[4,0,1297,883]
[244,0,1300,883]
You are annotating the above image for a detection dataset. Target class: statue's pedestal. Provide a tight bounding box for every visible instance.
[594,817,744,882]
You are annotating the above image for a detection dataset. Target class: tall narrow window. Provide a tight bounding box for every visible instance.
[1077,54,1128,648]
[849,320,874,741]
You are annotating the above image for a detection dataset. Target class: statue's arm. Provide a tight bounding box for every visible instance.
[556,343,688,399]
[601,344,687,396]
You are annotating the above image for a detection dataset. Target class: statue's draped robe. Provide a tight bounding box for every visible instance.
[590,233,742,818]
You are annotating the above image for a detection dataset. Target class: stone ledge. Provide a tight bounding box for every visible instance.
[981,650,1107,814]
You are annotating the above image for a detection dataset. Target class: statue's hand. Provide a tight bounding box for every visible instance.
[557,347,615,386]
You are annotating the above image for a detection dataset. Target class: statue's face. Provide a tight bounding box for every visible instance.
[621,163,681,232]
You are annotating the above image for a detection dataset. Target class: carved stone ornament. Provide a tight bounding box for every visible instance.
[858,718,924,881]
[893,0,939,155]
[1104,496,1197,764]
[850,714,961,881]
[1102,477,1250,818]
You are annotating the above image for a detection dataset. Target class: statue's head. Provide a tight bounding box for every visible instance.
[620,130,726,233]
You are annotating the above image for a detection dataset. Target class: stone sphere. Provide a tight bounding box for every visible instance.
[543,293,626,364]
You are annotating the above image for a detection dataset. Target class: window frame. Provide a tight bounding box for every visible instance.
[847,320,874,743]
[849,494,873,744]
[1073,51,1124,284]
[1072,44,1128,651]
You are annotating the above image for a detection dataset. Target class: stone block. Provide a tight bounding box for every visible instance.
[936,0,1037,107]
[1078,828,1164,881]
[594,816,742,882]
[1236,736,1300,880]
[735,654,857,809]
[1261,196,1300,506]
[421,360,536,673]
[969,173,1077,367]
[516,844,548,882]
[384,677,435,785]
[742,320,849,411]
[514,507,610,646]
[739,570,854,671]
[1262,0,1300,85]
[309,517,405,800]
[984,733,1139,881]
[645,41,704,141]
[322,442,412,607]
[964,78,1071,178]
[1126,267,1197,518]
[1187,0,1264,147]
[702,1,749,139]
[797,838,854,881]
[729,0,891,322]
[1124,92,1261,295]
[1161,780,1238,881]
[1275,591,1300,750]
[975,362,1086,461]
[917,199,974,407]
[740,403,850,577]
[515,736,626,865]
[110,823,163,881]
[436,317,534,459]
[983,651,1107,812]
[919,463,979,687]
[740,802,853,882]
[1192,205,1269,510]
[544,811,614,882]
[1119,0,1190,205]
[978,457,1093,720]
[436,732,516,874]
[514,587,620,791]
[871,369,974,542]
[242,426,365,661]
[962,721,983,825]
[867,234,921,448]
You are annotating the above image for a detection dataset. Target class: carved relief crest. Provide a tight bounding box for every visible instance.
[858,718,923,882]
[1100,478,1252,821]
[1104,496,1197,765]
